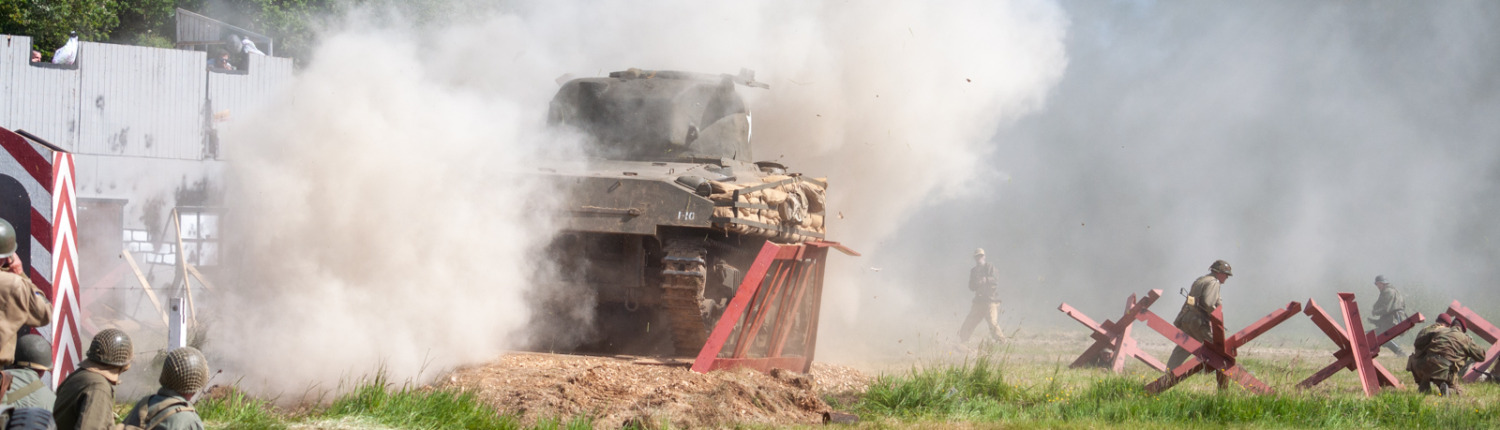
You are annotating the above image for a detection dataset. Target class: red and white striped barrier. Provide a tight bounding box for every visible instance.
[0,127,81,388]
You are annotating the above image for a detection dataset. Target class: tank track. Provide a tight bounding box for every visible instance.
[662,239,711,356]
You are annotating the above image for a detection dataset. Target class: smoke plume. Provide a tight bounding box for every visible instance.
[837,1,1500,357]
[206,0,1071,392]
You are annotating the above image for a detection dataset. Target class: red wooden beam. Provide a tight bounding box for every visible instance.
[1058,290,1166,372]
[693,241,846,375]
[694,243,783,372]
[1136,301,1301,394]
[1338,293,1380,396]
[1445,301,1500,382]
[1296,296,1423,392]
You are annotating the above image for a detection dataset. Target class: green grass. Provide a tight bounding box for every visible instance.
[195,387,288,430]
[323,372,525,430]
[193,373,593,430]
[853,352,1500,429]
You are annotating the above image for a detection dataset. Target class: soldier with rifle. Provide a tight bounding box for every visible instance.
[957,248,1005,344]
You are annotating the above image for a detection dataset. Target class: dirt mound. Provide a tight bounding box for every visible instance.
[441,353,870,429]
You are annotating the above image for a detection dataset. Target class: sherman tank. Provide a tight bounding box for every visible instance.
[539,68,830,356]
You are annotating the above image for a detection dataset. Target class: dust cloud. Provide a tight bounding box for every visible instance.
[838,1,1500,355]
[205,0,1072,393]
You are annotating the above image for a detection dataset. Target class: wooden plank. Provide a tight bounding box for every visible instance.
[172,208,196,322]
[186,263,215,291]
[120,249,168,326]
[1338,293,1380,396]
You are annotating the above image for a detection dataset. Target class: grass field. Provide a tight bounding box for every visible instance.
[194,373,594,430]
[180,328,1496,429]
[835,328,1500,429]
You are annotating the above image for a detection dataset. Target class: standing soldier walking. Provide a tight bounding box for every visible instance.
[957,248,1005,344]
[1366,275,1407,356]
[1166,260,1232,371]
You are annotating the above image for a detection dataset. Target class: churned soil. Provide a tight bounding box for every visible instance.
[440,352,871,429]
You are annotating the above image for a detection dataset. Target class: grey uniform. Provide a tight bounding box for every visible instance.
[1368,286,1408,355]
[122,388,203,430]
[2,368,54,410]
[1167,274,1221,370]
[958,263,1004,342]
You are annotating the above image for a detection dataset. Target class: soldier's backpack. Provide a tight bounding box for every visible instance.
[109,397,196,430]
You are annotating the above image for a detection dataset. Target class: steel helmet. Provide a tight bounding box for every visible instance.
[1209,260,1233,276]
[86,328,134,367]
[13,334,52,371]
[160,347,210,395]
[0,219,16,258]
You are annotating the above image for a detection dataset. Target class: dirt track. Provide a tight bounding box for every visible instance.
[440,352,870,429]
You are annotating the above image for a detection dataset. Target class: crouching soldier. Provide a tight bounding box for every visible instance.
[55,328,133,430]
[121,347,208,430]
[1407,314,1485,395]
[2,334,56,409]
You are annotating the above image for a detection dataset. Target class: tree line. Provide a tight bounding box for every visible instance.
[1,0,337,65]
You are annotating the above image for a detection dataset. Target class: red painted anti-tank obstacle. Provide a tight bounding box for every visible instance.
[691,240,858,374]
[1058,290,1167,373]
[1442,301,1500,383]
[1136,301,1303,394]
[1297,293,1424,396]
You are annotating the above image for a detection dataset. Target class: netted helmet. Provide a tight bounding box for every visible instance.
[13,334,52,371]
[160,347,209,394]
[86,328,133,367]
[0,219,16,258]
[1209,260,1233,276]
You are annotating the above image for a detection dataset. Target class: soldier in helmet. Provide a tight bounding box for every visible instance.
[1366,275,1408,356]
[122,347,209,430]
[2,334,56,410]
[55,328,133,430]
[1166,260,1233,370]
[0,219,52,366]
[1407,314,1485,396]
[957,248,1005,344]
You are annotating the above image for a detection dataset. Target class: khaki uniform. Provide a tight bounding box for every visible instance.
[1407,324,1485,386]
[1368,286,1407,355]
[54,361,122,430]
[0,271,51,366]
[1166,274,1221,369]
[958,263,1004,342]
[122,388,203,430]
[2,368,55,410]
